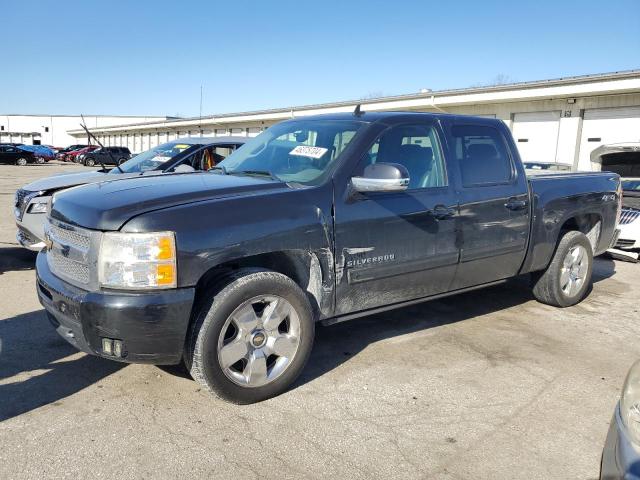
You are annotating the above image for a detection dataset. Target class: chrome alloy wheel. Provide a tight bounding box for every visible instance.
[217,295,301,388]
[560,245,588,297]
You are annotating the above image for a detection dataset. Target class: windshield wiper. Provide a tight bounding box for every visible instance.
[231,170,278,180]
[210,165,228,175]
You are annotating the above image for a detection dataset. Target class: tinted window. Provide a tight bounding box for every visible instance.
[451,125,513,186]
[363,124,446,189]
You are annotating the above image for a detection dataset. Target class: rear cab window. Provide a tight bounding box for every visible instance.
[451,124,514,187]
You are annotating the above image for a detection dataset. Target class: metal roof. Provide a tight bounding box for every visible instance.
[169,136,248,145]
[67,69,640,134]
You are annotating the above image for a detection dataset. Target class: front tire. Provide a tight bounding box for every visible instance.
[186,269,315,404]
[36,156,45,164]
[85,158,95,167]
[532,230,593,307]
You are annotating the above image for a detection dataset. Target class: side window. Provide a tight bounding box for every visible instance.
[451,125,513,187]
[332,130,357,160]
[364,124,447,189]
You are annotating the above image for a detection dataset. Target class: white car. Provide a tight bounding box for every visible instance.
[614,178,640,251]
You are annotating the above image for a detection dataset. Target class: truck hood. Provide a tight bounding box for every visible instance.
[23,169,184,194]
[50,172,286,230]
[23,170,110,192]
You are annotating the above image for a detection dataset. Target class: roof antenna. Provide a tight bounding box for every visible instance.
[353,104,364,117]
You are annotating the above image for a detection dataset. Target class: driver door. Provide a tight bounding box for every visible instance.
[333,122,460,315]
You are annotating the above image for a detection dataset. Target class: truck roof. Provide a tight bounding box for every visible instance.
[294,110,503,125]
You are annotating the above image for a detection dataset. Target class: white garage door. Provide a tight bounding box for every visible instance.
[511,111,560,163]
[142,133,150,152]
[578,106,640,170]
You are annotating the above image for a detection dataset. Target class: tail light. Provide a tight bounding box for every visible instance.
[615,177,623,227]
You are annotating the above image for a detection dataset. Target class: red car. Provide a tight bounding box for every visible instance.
[66,145,99,162]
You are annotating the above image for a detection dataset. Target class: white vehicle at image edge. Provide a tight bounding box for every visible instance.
[611,178,640,256]
[601,360,640,479]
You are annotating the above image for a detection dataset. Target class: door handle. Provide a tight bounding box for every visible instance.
[429,205,456,220]
[505,198,528,211]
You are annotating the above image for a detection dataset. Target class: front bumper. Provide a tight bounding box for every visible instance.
[601,405,640,480]
[16,217,46,251]
[615,221,640,250]
[15,194,48,251]
[36,251,195,365]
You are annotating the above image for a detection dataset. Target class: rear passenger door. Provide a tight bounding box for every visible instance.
[445,122,530,289]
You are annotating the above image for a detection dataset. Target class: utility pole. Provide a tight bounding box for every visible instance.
[199,85,203,126]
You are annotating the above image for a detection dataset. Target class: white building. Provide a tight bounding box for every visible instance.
[0,114,169,147]
[65,70,640,171]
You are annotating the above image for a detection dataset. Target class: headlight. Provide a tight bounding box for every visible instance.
[28,201,49,214]
[620,360,640,444]
[98,231,177,289]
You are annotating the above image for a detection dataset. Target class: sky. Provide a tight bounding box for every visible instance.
[2,0,639,118]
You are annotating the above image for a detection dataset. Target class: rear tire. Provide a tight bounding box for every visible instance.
[532,230,593,307]
[186,269,315,404]
[16,157,27,166]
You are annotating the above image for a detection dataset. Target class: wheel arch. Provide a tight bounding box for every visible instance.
[558,212,602,252]
[191,249,332,325]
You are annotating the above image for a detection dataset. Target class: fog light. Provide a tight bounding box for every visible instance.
[102,338,113,355]
[113,340,123,357]
[102,338,124,357]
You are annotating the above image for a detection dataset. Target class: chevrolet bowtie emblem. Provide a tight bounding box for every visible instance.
[44,233,53,251]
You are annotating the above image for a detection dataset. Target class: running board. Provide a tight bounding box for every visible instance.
[321,279,509,326]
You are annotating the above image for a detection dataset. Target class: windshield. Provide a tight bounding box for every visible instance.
[115,141,197,173]
[622,179,640,191]
[216,119,365,184]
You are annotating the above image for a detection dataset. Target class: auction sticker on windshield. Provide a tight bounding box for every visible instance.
[289,145,328,159]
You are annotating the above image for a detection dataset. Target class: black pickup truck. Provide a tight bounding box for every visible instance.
[36,111,621,403]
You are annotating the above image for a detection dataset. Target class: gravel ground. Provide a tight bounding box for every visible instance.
[0,162,638,479]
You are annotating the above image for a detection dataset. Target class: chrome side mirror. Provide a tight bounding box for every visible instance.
[351,163,410,193]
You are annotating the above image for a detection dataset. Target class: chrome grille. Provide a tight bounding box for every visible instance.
[48,250,90,284]
[14,189,35,221]
[47,223,91,249]
[45,219,95,287]
[620,208,640,225]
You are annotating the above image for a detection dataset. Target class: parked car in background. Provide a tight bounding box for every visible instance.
[0,144,37,165]
[55,144,89,161]
[611,178,640,252]
[15,137,245,250]
[34,112,621,403]
[67,145,99,163]
[524,161,573,174]
[44,145,64,154]
[81,146,131,166]
[18,145,56,163]
[601,360,640,479]
[591,143,640,176]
